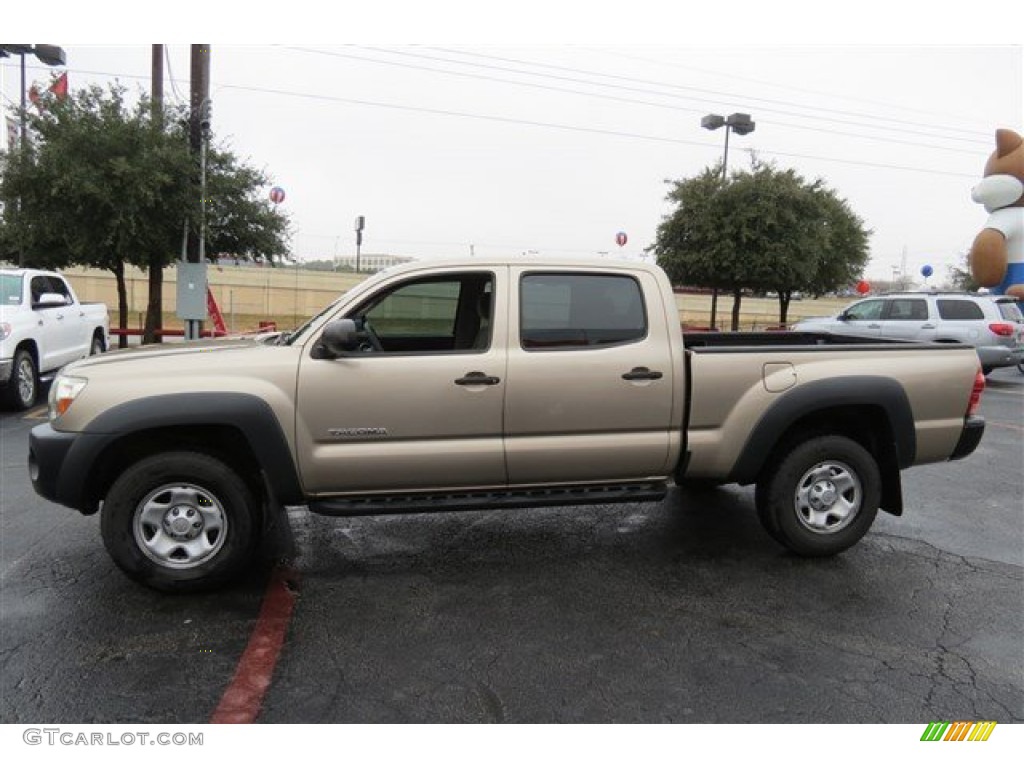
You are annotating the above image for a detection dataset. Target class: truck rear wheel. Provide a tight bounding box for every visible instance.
[756,435,880,557]
[101,451,259,592]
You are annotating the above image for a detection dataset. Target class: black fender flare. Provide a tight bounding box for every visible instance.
[59,393,304,511]
[728,376,916,487]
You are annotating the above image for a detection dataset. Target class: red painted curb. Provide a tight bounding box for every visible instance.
[210,564,300,724]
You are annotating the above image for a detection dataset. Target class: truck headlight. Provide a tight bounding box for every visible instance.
[49,375,88,420]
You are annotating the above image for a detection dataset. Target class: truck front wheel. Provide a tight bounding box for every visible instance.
[755,435,880,557]
[3,348,38,410]
[101,451,259,591]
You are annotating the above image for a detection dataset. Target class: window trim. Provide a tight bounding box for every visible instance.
[518,270,649,353]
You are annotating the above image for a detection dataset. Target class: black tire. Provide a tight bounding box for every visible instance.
[101,451,260,592]
[755,435,880,557]
[90,332,105,356]
[2,348,38,411]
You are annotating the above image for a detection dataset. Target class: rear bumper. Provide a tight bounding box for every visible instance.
[949,415,985,461]
[976,345,1022,369]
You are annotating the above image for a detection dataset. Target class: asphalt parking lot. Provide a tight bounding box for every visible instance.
[1,369,1021,724]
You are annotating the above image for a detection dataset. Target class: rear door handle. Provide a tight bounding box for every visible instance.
[622,367,663,381]
[455,371,501,386]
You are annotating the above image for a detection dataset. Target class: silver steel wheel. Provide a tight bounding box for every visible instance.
[133,483,228,570]
[15,356,36,406]
[793,460,862,534]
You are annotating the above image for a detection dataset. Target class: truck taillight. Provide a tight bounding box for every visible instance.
[966,369,986,417]
[988,322,1015,337]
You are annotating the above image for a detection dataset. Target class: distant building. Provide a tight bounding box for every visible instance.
[332,254,416,272]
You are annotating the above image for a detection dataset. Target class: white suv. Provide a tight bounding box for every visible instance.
[794,293,1024,374]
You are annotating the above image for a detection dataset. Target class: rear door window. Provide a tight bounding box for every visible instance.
[884,298,928,320]
[520,273,647,349]
[937,299,985,320]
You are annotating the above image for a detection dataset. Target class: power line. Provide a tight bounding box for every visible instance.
[217,80,978,179]
[576,46,1004,137]
[358,45,994,147]
[163,46,185,104]
[8,59,981,179]
[283,45,984,157]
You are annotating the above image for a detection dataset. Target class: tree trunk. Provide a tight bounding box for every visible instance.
[113,262,128,349]
[778,291,792,326]
[143,255,163,344]
[730,287,742,331]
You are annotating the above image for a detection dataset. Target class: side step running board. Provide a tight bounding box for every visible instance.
[309,482,667,518]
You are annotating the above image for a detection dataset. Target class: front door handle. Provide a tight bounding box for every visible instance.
[622,367,663,381]
[455,371,501,386]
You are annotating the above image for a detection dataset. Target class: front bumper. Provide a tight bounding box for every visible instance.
[0,357,12,385]
[28,423,101,514]
[949,415,985,462]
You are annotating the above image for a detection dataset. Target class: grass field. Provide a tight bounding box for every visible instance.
[61,263,852,334]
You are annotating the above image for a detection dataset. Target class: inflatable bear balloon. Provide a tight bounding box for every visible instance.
[970,128,1024,300]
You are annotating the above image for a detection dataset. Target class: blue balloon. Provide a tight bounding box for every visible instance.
[920,264,933,278]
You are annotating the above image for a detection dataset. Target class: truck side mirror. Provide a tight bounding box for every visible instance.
[34,292,69,309]
[318,318,360,358]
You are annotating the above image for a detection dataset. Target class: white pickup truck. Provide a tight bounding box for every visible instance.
[0,268,109,410]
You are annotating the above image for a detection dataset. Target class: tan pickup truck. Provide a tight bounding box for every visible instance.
[28,258,987,591]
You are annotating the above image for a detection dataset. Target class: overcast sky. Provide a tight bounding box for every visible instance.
[3,8,1022,284]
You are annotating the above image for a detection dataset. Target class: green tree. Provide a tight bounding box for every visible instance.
[0,84,193,343]
[0,81,290,345]
[651,159,870,328]
[945,253,981,292]
[205,147,290,262]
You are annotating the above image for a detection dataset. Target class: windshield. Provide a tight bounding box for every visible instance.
[0,274,23,306]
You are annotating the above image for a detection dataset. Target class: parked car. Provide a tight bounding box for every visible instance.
[30,257,986,591]
[793,292,1024,374]
[0,268,110,410]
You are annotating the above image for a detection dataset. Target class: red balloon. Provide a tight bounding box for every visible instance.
[269,186,286,204]
[856,280,870,295]
[615,231,627,247]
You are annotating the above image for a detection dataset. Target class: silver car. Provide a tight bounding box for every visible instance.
[794,292,1024,374]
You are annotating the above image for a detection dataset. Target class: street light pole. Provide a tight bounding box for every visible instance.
[700,112,755,330]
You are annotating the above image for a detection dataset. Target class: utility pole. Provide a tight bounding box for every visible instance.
[144,44,165,346]
[151,44,163,123]
[179,44,211,340]
[188,43,211,265]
